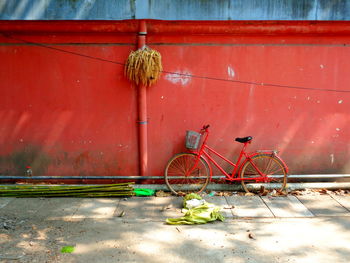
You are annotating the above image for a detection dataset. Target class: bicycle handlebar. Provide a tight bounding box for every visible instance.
[201,124,210,132]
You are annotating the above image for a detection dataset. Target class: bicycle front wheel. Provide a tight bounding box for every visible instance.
[240,154,287,193]
[164,153,210,195]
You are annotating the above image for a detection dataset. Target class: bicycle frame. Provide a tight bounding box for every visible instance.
[190,129,284,182]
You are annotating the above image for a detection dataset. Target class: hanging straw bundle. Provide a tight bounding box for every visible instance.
[124,47,162,87]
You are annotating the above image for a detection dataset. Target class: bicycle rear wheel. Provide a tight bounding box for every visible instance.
[164,153,210,195]
[240,154,287,193]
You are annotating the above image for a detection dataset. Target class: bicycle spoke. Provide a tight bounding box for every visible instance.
[241,154,287,193]
[267,166,284,176]
[165,153,210,195]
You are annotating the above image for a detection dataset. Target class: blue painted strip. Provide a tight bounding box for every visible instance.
[1,0,348,21]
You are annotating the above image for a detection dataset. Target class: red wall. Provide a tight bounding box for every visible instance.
[1,21,350,180]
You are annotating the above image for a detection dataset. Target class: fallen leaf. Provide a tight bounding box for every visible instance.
[290,190,302,196]
[317,188,328,194]
[61,246,75,253]
[156,190,171,197]
[270,189,277,196]
[259,186,268,196]
[119,211,125,217]
[272,189,287,197]
[248,233,256,240]
[260,190,269,196]
[161,204,173,211]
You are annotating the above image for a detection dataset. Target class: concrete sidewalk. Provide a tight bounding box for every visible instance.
[1,194,350,262]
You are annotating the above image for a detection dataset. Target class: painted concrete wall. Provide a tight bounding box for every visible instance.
[0,25,138,179]
[1,0,350,20]
[1,20,350,182]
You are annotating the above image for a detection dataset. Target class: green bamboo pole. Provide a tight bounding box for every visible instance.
[0,183,135,197]
[0,184,134,191]
[0,183,134,190]
[0,191,135,197]
[0,186,134,193]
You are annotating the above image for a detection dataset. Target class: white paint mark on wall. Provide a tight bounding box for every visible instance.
[320,64,324,69]
[165,70,192,86]
[227,65,235,79]
[330,154,334,164]
[307,96,310,100]
[317,100,320,103]
[338,100,343,104]
[160,96,164,99]
[336,128,340,131]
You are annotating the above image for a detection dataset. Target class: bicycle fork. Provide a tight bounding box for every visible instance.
[186,155,202,177]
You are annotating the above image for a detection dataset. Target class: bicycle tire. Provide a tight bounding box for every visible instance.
[240,153,287,193]
[164,153,210,195]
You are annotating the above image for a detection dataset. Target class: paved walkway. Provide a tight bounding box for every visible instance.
[1,193,350,220]
[1,194,350,263]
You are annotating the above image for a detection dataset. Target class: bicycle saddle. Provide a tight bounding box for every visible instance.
[235,136,253,143]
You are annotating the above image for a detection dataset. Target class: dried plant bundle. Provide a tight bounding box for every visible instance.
[125,47,162,87]
[0,183,135,197]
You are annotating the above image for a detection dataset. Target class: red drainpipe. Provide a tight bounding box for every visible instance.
[137,20,148,177]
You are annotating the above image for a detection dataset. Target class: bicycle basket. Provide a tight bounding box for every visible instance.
[185,130,201,149]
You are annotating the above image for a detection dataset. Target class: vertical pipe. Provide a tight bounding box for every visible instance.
[137,20,148,177]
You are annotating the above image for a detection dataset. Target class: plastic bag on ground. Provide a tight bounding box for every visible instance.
[166,194,225,225]
[134,188,155,196]
[185,199,205,209]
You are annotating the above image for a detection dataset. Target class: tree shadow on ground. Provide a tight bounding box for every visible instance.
[1,196,350,263]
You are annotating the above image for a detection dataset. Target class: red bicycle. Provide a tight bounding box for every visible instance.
[164,125,288,195]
